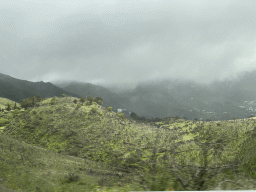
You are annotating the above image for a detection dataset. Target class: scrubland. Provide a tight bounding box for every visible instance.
[0,96,256,191]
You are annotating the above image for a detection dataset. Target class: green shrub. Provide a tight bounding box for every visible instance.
[87,95,95,104]
[60,172,80,184]
[96,100,103,105]
[80,97,86,105]
[90,107,97,113]
[76,104,82,109]
[85,101,92,106]
[50,98,56,105]
[0,118,10,126]
[238,155,256,179]
[117,112,125,120]
[107,107,112,112]
[11,109,20,117]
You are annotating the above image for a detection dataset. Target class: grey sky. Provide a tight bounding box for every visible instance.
[1,0,256,91]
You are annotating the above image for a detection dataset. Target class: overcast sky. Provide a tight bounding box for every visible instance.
[1,0,256,91]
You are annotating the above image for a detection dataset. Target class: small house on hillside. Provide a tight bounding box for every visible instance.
[117,109,126,112]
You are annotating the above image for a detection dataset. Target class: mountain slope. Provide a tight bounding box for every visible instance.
[0,96,163,165]
[0,73,82,103]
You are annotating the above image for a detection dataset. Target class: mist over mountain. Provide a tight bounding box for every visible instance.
[1,69,256,121]
[51,79,135,113]
[51,70,256,121]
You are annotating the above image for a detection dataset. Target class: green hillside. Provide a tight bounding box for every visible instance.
[0,95,256,191]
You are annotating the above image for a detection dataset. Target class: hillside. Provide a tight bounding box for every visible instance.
[1,96,256,191]
[0,73,82,104]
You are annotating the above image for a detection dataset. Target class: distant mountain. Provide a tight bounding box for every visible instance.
[1,71,256,121]
[51,74,256,121]
[0,73,82,103]
[51,80,136,114]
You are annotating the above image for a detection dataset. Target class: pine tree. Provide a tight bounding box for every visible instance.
[14,102,17,109]
[6,103,11,111]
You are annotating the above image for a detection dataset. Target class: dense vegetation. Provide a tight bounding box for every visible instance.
[0,94,256,191]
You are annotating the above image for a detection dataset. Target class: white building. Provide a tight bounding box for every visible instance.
[117,109,126,112]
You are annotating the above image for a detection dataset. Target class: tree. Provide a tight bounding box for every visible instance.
[95,96,103,105]
[87,95,95,104]
[20,98,33,110]
[35,94,42,102]
[130,112,138,118]
[19,95,43,109]
[96,100,103,105]
[62,94,66,97]
[13,102,18,110]
[85,101,92,106]
[31,97,36,106]
[73,99,77,104]
[5,102,12,111]
[79,97,86,105]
